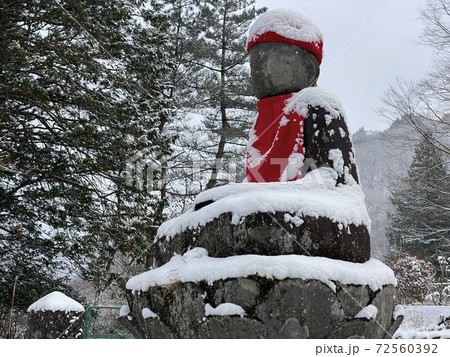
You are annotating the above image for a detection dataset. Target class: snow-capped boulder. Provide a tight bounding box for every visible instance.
[26,291,84,339]
[121,248,402,338]
[155,168,370,265]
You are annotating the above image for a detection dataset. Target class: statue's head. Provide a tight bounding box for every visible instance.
[246,9,323,99]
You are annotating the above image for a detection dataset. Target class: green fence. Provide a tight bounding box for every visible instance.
[83,306,135,339]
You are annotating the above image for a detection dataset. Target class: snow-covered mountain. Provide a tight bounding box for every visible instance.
[353,119,418,259]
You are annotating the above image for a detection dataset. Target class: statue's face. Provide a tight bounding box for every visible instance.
[249,42,320,99]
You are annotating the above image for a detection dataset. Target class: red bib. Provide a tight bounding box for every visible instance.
[246,93,305,182]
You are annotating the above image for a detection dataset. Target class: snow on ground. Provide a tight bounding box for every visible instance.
[394,306,450,339]
[27,291,84,313]
[126,247,396,293]
[156,168,370,240]
[205,303,246,317]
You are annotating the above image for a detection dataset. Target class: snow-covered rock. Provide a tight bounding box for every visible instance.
[157,168,368,240]
[155,168,371,265]
[122,248,401,339]
[393,305,405,321]
[127,247,395,293]
[26,291,84,339]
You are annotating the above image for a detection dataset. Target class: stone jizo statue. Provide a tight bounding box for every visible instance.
[121,9,402,340]
[245,9,358,185]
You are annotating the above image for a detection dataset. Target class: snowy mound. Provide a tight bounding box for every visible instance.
[156,168,370,240]
[127,247,396,293]
[27,291,84,313]
[247,9,323,48]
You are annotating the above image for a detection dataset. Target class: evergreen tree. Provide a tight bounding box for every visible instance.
[0,0,173,307]
[193,0,263,190]
[153,0,264,213]
[187,0,264,190]
[387,133,450,266]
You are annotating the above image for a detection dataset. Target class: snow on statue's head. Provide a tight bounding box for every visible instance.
[246,9,323,99]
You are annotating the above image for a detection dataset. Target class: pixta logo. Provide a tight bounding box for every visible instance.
[125,148,168,192]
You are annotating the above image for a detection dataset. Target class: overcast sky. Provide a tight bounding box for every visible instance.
[253,0,434,133]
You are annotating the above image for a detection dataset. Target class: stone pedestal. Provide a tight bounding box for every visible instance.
[122,248,402,339]
[121,275,402,339]
[26,291,84,339]
[155,169,371,267]
[26,310,84,339]
[156,211,370,266]
[119,168,399,339]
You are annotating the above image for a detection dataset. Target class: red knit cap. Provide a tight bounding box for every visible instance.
[246,9,323,65]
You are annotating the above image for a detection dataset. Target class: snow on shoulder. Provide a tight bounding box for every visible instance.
[126,247,396,294]
[284,87,346,121]
[27,291,84,313]
[156,168,370,240]
[247,9,323,50]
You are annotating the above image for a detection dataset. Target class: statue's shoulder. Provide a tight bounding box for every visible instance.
[284,87,345,120]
